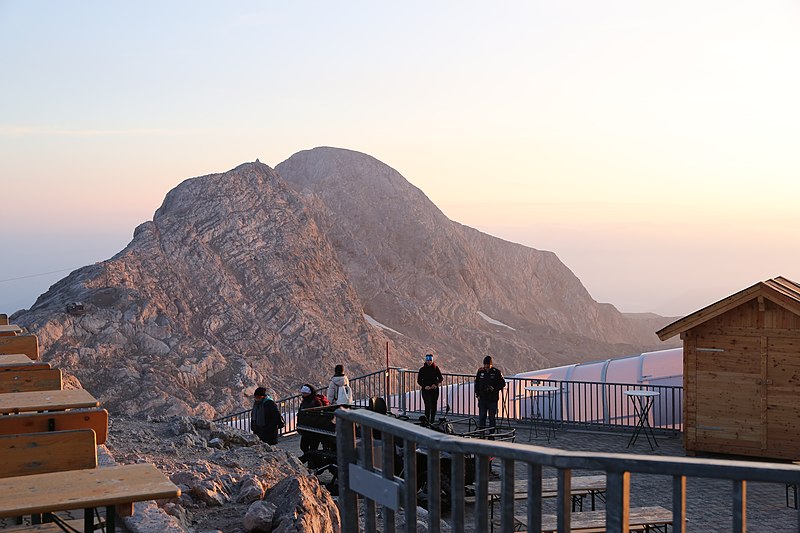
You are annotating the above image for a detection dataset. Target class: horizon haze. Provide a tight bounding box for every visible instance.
[2,1,799,317]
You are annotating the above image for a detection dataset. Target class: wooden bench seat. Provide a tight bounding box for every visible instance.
[0,429,97,478]
[515,505,672,532]
[0,324,23,336]
[0,354,51,371]
[0,335,39,360]
[0,368,62,393]
[0,408,109,444]
[0,389,99,414]
[0,463,180,533]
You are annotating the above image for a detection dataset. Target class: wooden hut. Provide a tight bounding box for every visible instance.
[657,276,800,460]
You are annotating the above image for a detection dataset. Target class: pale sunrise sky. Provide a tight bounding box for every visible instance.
[1,1,799,317]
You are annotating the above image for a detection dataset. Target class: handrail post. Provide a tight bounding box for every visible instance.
[336,415,358,533]
[606,470,630,533]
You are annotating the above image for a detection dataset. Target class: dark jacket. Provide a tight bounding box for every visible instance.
[475,367,506,402]
[418,363,444,388]
[299,394,323,411]
[251,398,281,444]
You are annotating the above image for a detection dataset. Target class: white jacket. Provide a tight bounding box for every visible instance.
[327,374,350,405]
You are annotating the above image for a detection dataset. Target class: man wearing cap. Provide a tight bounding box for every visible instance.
[250,386,282,445]
[475,356,506,433]
[417,353,444,424]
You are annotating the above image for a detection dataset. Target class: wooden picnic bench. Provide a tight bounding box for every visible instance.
[515,505,673,532]
[0,354,50,370]
[0,324,23,336]
[472,474,608,529]
[0,408,109,444]
[0,463,181,533]
[0,368,62,393]
[0,334,39,360]
[0,429,97,478]
[0,389,99,414]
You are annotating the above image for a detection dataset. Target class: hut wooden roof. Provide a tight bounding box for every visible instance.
[656,276,800,341]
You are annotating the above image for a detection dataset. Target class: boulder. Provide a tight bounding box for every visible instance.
[244,500,277,533]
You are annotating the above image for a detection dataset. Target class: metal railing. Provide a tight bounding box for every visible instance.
[336,408,800,533]
[214,367,683,435]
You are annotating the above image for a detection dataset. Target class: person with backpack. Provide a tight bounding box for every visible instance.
[250,386,282,445]
[417,353,443,424]
[298,384,324,452]
[475,355,506,434]
[326,364,352,406]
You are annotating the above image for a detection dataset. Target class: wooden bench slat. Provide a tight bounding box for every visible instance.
[515,505,673,532]
[0,408,109,444]
[0,390,99,414]
[0,335,39,360]
[0,354,48,368]
[0,368,62,393]
[0,429,98,478]
[0,463,180,518]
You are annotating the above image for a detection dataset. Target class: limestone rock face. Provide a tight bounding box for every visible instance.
[14,162,395,416]
[13,149,677,418]
[277,147,677,372]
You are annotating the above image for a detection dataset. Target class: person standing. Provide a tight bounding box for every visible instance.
[417,353,443,424]
[250,386,281,445]
[475,355,506,433]
[327,364,352,405]
[298,384,323,453]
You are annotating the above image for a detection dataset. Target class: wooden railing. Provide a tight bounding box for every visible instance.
[335,408,800,533]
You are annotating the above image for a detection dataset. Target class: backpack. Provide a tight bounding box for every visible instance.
[316,393,330,406]
[336,384,353,405]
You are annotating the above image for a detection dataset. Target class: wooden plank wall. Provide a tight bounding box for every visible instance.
[685,296,800,460]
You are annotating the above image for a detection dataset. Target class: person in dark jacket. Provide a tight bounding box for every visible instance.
[250,386,281,445]
[417,353,444,424]
[298,384,323,453]
[474,355,506,433]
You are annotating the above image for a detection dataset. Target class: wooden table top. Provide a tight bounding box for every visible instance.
[0,354,36,365]
[487,474,606,496]
[0,389,99,414]
[0,463,180,517]
[0,325,23,334]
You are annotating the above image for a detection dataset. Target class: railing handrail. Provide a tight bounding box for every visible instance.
[335,408,800,532]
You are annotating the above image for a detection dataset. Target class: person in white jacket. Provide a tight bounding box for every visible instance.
[327,364,352,405]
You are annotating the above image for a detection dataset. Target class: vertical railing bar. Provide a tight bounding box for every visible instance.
[451,452,465,533]
[403,438,417,533]
[336,416,359,533]
[527,463,543,533]
[556,468,572,533]
[475,454,490,532]
[500,458,515,533]
[605,471,630,533]
[672,474,686,533]
[427,448,441,533]
[733,479,746,533]
[382,433,396,533]
[361,425,376,533]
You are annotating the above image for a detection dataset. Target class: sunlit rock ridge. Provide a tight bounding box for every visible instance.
[14,148,675,417]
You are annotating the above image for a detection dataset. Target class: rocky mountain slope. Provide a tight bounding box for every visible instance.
[14,162,397,417]
[277,147,677,372]
[13,148,677,417]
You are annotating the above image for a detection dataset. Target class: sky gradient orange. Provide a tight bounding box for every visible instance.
[1,1,798,317]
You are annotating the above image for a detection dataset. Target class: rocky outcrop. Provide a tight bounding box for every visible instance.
[105,415,339,533]
[14,162,396,416]
[277,147,677,373]
[13,149,677,418]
